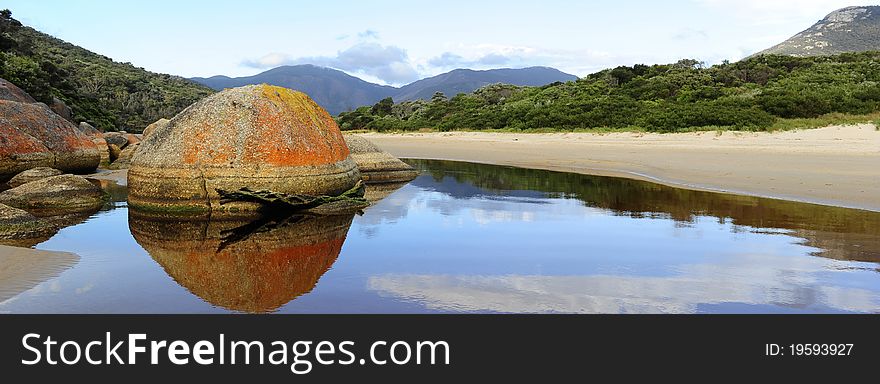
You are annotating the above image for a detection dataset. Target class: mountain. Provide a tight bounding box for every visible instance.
[755,6,880,57]
[191,65,397,115]
[192,66,578,115]
[0,10,213,131]
[393,67,579,102]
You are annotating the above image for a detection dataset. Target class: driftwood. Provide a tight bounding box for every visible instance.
[216,180,369,213]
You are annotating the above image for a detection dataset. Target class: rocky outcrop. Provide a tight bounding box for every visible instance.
[142,118,169,139]
[0,100,102,180]
[0,174,103,216]
[128,85,361,217]
[7,167,63,188]
[0,78,36,103]
[344,135,419,183]
[130,213,353,313]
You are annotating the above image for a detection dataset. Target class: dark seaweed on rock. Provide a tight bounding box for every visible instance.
[216,180,369,214]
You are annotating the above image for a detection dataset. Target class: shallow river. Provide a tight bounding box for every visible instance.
[2,159,879,313]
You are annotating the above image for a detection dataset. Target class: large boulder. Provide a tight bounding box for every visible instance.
[128,85,361,217]
[142,118,169,139]
[0,174,103,216]
[0,100,102,180]
[7,167,63,188]
[0,77,36,103]
[343,135,419,183]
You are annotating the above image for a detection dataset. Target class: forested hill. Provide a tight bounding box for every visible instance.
[0,10,213,131]
[337,53,880,132]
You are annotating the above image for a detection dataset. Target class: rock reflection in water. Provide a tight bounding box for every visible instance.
[0,210,98,248]
[129,213,355,313]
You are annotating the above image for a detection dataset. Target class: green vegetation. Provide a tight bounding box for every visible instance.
[0,10,213,131]
[338,54,880,133]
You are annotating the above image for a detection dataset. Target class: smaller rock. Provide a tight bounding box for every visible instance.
[0,174,104,216]
[7,167,63,188]
[103,132,129,149]
[76,123,110,166]
[0,203,56,244]
[108,143,122,162]
[109,143,139,169]
[142,118,169,139]
[123,133,141,146]
[50,97,73,121]
[344,135,419,184]
[78,122,102,136]
[0,77,36,103]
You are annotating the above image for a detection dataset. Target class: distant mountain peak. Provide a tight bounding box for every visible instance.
[755,5,880,57]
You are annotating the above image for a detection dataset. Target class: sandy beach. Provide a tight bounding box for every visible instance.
[363,124,880,212]
[0,245,79,304]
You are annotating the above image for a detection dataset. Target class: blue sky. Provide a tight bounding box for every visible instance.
[4,0,878,85]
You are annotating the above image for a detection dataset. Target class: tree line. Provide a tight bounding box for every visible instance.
[337,53,880,132]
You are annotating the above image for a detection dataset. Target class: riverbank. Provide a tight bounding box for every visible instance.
[363,124,880,212]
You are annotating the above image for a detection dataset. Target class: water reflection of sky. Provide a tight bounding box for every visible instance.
[1,163,879,314]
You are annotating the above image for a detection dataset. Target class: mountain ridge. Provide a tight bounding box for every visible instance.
[755,5,880,57]
[191,65,578,115]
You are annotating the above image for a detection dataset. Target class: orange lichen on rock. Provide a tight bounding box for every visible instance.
[243,85,350,167]
[0,100,101,179]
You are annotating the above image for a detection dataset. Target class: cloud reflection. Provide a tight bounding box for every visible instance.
[368,252,880,314]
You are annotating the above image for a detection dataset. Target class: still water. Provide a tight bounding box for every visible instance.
[2,159,879,313]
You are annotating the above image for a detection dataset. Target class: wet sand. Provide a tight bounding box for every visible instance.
[363,124,880,212]
[0,245,79,303]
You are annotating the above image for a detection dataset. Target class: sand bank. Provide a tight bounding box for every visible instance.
[364,124,880,211]
[0,245,79,303]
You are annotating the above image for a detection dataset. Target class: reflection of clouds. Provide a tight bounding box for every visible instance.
[75,282,95,295]
[368,252,880,314]
[471,209,536,226]
[357,185,422,238]
[358,182,596,235]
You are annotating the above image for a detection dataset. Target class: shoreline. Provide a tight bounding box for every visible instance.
[362,124,880,212]
[0,245,79,304]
